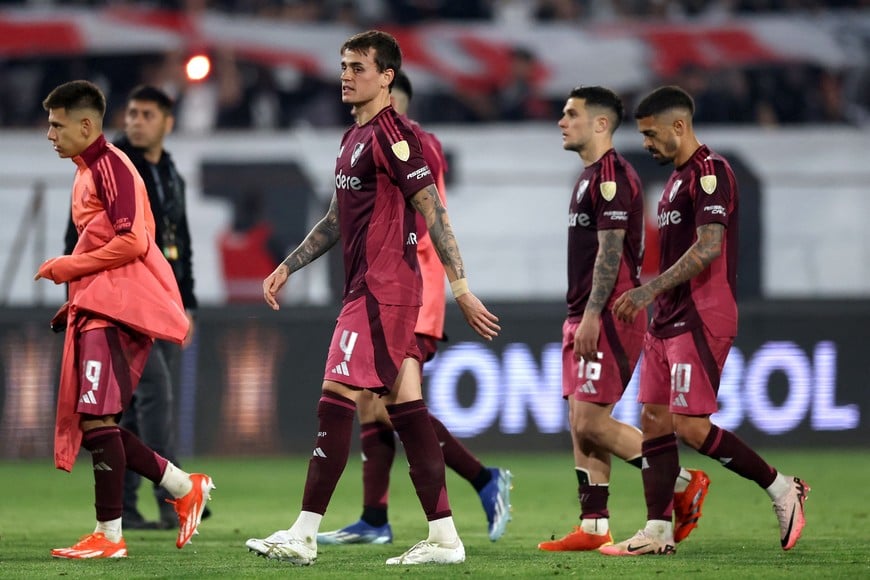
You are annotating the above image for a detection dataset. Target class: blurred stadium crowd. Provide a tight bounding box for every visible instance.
[0,0,867,130]
[3,0,865,21]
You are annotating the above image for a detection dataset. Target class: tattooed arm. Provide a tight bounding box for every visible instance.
[281,193,341,273]
[411,184,500,340]
[575,228,626,362]
[612,222,724,323]
[411,184,465,282]
[263,193,341,310]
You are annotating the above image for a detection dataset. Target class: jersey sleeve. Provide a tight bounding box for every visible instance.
[595,155,638,230]
[374,111,436,200]
[418,130,445,195]
[93,153,138,235]
[692,159,734,227]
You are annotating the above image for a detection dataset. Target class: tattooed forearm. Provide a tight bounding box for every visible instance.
[281,193,341,273]
[412,185,466,280]
[586,229,626,315]
[648,223,723,296]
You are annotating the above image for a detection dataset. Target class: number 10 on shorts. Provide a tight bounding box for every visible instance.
[578,355,602,381]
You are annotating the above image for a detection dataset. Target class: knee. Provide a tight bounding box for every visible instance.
[80,415,118,432]
[639,405,672,438]
[322,381,361,403]
[570,405,609,445]
[572,415,603,445]
[672,416,709,450]
[356,390,376,422]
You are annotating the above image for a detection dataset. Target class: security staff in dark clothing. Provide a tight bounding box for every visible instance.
[64,85,199,529]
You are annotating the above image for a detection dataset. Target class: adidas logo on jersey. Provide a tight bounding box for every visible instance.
[580,380,597,395]
[672,393,689,407]
[331,361,350,376]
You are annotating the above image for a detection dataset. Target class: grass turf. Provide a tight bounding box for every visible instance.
[1,450,868,578]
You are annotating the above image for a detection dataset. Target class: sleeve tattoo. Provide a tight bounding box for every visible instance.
[281,193,341,273]
[586,228,626,314]
[412,184,465,280]
[647,222,724,296]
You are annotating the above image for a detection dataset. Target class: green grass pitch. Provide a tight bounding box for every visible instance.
[1,449,868,578]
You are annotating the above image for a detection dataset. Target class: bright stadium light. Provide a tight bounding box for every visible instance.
[186,54,211,82]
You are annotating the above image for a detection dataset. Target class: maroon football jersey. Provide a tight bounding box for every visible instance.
[566,148,645,318]
[334,106,436,306]
[651,144,739,338]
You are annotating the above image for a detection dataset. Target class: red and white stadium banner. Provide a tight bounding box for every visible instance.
[0,7,862,95]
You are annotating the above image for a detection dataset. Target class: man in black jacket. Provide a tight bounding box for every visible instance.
[64,85,198,529]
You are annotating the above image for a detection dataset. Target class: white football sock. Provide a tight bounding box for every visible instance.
[160,462,192,498]
[427,516,460,545]
[644,519,674,542]
[674,468,692,493]
[95,517,123,543]
[765,472,792,501]
[580,517,609,534]
[289,511,323,544]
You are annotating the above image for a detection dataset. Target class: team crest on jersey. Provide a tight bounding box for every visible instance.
[600,181,616,201]
[667,179,682,202]
[700,175,717,194]
[350,143,365,167]
[575,179,589,203]
[391,140,410,161]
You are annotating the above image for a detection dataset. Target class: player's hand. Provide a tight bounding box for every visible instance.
[263,264,290,311]
[50,301,70,333]
[574,313,600,363]
[456,292,500,340]
[34,256,75,284]
[612,286,653,323]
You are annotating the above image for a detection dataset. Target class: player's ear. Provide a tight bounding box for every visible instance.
[80,115,93,138]
[383,68,395,89]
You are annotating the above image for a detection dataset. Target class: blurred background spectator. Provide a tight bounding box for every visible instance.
[0,0,867,128]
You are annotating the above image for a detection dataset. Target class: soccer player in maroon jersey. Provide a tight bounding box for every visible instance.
[36,80,213,559]
[601,86,810,556]
[317,71,512,547]
[537,86,709,553]
[246,31,500,566]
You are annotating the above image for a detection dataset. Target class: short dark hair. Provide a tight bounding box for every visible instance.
[128,84,174,115]
[568,85,624,132]
[634,85,695,119]
[392,70,413,101]
[341,29,402,80]
[42,80,106,117]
